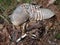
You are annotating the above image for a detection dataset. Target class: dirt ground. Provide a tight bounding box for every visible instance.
[0,0,60,45]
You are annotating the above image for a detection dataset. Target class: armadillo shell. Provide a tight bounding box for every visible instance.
[39,8,55,20]
[9,5,29,26]
[9,3,55,26]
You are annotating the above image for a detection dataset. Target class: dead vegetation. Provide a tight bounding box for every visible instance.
[0,0,60,45]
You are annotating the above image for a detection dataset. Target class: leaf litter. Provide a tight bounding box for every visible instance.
[0,0,60,45]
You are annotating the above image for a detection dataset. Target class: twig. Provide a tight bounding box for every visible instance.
[0,15,10,24]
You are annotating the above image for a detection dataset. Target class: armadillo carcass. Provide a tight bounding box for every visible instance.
[9,3,55,26]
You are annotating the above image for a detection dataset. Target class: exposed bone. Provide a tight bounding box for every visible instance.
[16,34,27,42]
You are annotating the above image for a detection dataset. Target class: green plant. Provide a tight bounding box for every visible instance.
[23,0,32,3]
[0,0,3,3]
[55,33,60,40]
